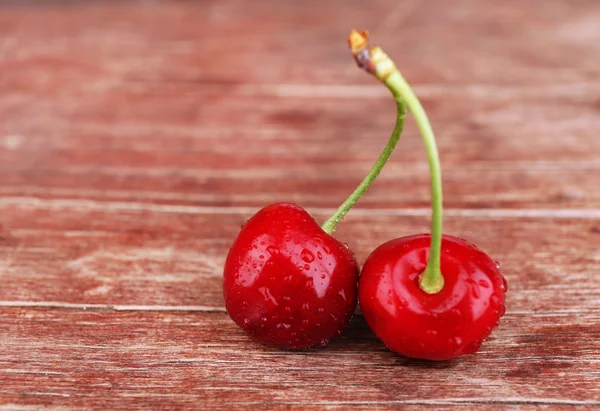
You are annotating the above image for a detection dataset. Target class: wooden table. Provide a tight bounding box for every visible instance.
[1,1,599,409]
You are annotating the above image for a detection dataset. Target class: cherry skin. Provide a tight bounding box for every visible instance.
[359,234,507,361]
[223,202,359,349]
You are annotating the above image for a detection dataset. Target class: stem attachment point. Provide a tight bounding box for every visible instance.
[420,266,445,294]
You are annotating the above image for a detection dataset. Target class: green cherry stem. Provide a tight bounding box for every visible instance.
[321,30,409,235]
[388,70,444,294]
[321,93,406,235]
[332,30,444,294]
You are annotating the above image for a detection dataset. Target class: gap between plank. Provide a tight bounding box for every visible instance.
[235,82,600,99]
[249,398,600,406]
[0,301,597,317]
[1,197,599,219]
[0,301,224,312]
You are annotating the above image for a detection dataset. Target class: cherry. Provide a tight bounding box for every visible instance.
[349,30,508,360]
[223,31,409,349]
[359,234,507,360]
[223,203,359,349]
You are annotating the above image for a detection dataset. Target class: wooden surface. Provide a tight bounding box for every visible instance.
[1,0,599,409]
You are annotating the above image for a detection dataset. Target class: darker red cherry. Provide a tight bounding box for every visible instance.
[359,234,507,360]
[223,202,359,349]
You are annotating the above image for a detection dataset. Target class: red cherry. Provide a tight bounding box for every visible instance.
[359,234,507,360]
[223,202,359,349]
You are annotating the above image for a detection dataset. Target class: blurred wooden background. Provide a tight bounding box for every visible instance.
[1,0,599,409]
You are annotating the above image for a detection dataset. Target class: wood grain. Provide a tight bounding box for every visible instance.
[1,205,599,314]
[1,94,599,209]
[1,0,599,409]
[1,309,599,409]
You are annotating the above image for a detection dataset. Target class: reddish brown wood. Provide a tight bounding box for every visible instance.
[0,206,598,314]
[0,309,599,409]
[0,93,598,210]
[0,0,599,409]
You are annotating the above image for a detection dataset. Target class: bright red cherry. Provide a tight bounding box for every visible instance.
[348,30,508,360]
[359,234,507,360]
[223,202,359,349]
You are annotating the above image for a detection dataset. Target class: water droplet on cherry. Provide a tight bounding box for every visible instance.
[425,329,438,337]
[498,304,506,317]
[501,275,509,292]
[305,278,314,289]
[490,295,500,307]
[301,249,315,263]
[464,339,483,354]
[471,283,481,298]
[450,308,462,318]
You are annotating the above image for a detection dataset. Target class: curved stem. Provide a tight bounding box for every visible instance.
[340,30,444,294]
[321,95,407,234]
[386,72,444,294]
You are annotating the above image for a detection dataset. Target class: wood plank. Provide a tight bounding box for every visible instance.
[0,309,598,409]
[1,0,599,408]
[1,0,599,211]
[0,0,598,86]
[1,205,598,314]
[1,93,599,210]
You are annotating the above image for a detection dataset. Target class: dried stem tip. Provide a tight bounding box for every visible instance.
[348,29,369,55]
[348,29,397,81]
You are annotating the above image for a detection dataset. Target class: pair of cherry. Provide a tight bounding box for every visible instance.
[223,31,507,361]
